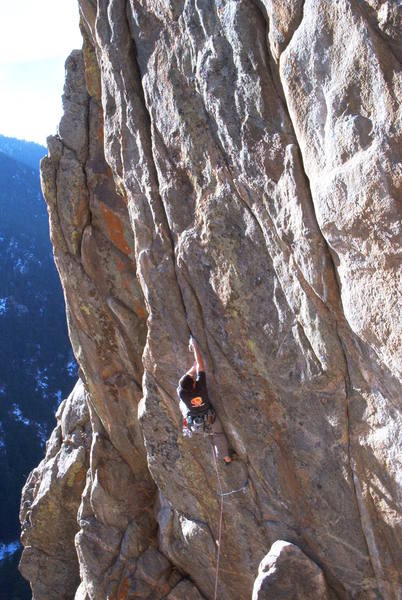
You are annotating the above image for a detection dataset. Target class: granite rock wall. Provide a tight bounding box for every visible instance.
[20,1,401,599]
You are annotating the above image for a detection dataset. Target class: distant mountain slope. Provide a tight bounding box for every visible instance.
[0,134,46,170]
[0,138,76,600]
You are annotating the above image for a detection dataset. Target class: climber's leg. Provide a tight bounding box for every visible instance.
[211,416,231,462]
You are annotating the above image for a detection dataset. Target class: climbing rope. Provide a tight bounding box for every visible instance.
[209,437,248,600]
[210,438,224,600]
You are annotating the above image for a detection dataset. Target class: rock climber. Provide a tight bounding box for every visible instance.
[177,336,232,464]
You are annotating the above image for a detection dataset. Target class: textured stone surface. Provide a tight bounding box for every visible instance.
[25,44,179,600]
[167,579,206,600]
[252,540,330,600]
[19,380,91,600]
[20,1,401,599]
[279,0,401,380]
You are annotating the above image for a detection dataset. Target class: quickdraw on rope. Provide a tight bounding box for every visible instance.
[209,437,248,600]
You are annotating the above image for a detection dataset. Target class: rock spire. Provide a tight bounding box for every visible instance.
[20,1,401,599]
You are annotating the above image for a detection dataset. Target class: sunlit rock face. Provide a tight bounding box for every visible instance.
[20,1,401,599]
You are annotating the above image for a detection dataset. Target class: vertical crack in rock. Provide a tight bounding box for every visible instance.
[122,0,376,596]
[250,2,381,587]
[20,1,401,599]
[354,0,402,64]
[245,7,402,597]
[275,1,402,596]
[252,0,306,61]
[124,9,195,335]
[21,38,191,600]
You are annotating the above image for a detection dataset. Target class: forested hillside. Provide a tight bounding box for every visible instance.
[0,137,76,599]
[0,135,47,171]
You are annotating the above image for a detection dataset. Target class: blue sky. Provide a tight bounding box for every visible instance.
[0,1,82,146]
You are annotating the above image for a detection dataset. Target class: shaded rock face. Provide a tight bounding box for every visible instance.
[20,380,91,600]
[20,1,401,599]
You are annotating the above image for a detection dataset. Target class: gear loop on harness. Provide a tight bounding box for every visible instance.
[185,408,215,436]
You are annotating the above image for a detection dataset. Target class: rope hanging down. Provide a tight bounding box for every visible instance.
[210,439,224,600]
[209,439,248,600]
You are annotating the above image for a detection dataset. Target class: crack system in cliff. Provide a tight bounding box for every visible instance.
[20,1,401,598]
[255,4,395,594]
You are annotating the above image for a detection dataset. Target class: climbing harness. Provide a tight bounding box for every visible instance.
[179,335,250,596]
[180,366,249,598]
[183,409,215,437]
[209,437,248,600]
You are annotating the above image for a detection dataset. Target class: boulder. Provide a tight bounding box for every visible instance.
[252,540,330,600]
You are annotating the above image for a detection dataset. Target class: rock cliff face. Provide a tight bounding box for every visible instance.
[20,1,401,599]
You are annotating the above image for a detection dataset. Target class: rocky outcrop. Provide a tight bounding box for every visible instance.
[20,380,90,599]
[252,540,330,600]
[20,1,401,599]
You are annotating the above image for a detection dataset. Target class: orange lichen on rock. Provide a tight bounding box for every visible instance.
[111,577,129,600]
[115,258,126,272]
[100,202,132,256]
[132,298,147,320]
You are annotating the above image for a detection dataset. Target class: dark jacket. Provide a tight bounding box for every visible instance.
[177,371,211,416]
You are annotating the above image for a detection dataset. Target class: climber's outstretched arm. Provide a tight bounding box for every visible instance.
[185,361,197,378]
[190,337,205,374]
